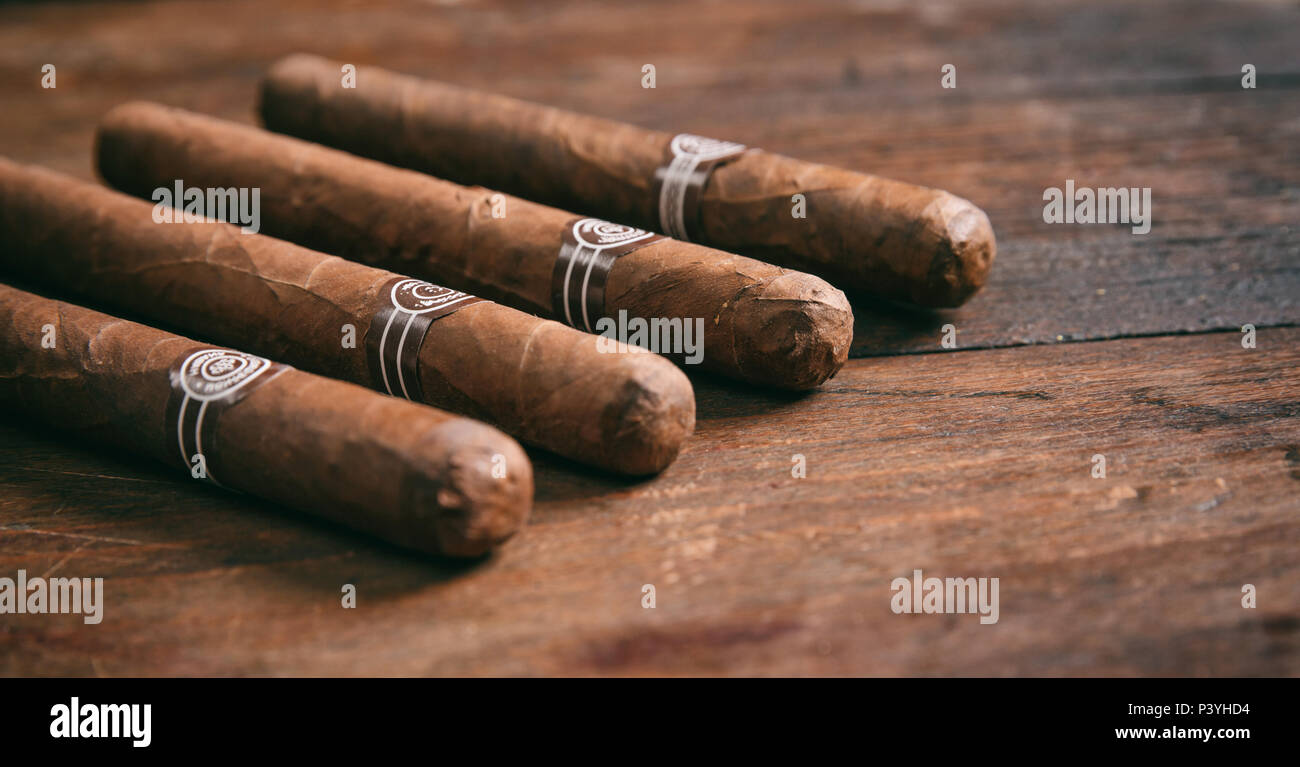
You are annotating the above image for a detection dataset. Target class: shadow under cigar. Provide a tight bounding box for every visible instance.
[0,417,491,597]
[526,367,820,503]
[528,446,660,504]
[845,290,958,358]
[688,367,813,421]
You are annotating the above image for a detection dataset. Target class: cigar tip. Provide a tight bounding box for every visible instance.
[96,100,170,153]
[919,194,996,307]
[95,101,177,195]
[599,355,696,475]
[260,55,339,137]
[731,273,854,390]
[269,51,334,74]
[99,99,166,129]
[408,422,533,558]
[262,53,333,98]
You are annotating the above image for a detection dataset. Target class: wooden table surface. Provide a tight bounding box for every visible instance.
[1,0,1297,676]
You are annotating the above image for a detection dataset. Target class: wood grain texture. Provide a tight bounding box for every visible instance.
[2,329,1297,676]
[0,0,1297,676]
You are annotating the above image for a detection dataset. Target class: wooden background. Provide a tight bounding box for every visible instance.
[1,0,1296,676]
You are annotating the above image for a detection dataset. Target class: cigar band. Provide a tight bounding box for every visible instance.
[655,133,748,242]
[166,349,287,486]
[552,218,663,332]
[366,277,484,402]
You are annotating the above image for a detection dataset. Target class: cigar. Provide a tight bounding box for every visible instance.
[96,102,853,390]
[0,283,531,558]
[0,158,694,476]
[258,54,995,308]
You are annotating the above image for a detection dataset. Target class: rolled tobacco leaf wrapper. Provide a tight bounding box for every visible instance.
[0,283,532,557]
[258,54,996,308]
[0,158,694,476]
[96,102,853,390]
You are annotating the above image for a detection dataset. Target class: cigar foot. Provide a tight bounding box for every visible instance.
[918,194,997,308]
[729,274,853,390]
[599,358,695,475]
[405,421,533,557]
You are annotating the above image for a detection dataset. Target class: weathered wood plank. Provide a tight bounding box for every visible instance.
[0,0,1296,677]
[0,0,1294,356]
[2,329,1296,676]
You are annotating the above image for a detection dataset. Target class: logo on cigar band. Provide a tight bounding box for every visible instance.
[669,134,747,162]
[658,134,748,242]
[178,350,274,400]
[170,349,283,486]
[571,218,657,249]
[368,278,483,402]
[553,218,663,333]
[390,278,477,314]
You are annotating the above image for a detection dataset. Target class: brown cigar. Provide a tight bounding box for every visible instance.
[0,283,531,557]
[0,158,693,476]
[258,54,995,308]
[96,102,853,391]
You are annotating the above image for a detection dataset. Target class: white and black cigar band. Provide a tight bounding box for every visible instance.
[653,133,748,242]
[165,348,287,485]
[366,277,484,402]
[551,218,663,332]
